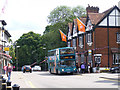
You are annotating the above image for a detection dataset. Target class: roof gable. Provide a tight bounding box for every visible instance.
[96,6,120,27]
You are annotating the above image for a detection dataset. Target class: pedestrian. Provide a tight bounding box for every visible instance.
[3,66,7,74]
[6,63,12,81]
[88,63,91,73]
[80,63,85,73]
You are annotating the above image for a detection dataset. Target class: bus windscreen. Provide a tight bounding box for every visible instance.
[60,48,74,55]
[61,60,75,66]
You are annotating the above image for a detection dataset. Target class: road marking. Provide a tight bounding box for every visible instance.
[28,81,36,88]
[100,77,120,82]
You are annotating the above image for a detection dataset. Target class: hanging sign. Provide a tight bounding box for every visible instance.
[4,47,9,51]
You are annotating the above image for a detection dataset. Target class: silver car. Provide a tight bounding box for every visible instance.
[32,66,41,71]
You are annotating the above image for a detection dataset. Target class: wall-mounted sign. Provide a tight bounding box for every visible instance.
[88,50,92,55]
[4,47,9,51]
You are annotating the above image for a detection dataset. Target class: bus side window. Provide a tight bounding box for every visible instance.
[58,61,60,66]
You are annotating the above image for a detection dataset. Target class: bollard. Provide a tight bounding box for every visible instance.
[2,78,6,90]
[0,75,3,90]
[6,81,11,90]
[12,84,20,90]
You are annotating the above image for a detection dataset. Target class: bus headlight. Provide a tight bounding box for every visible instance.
[62,69,64,71]
[74,68,76,71]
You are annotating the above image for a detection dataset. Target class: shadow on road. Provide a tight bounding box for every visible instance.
[37,72,78,77]
[95,77,119,86]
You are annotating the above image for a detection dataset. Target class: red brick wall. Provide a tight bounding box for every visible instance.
[70,26,120,68]
[95,27,120,67]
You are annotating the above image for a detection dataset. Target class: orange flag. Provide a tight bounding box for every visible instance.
[77,18,85,32]
[59,30,67,42]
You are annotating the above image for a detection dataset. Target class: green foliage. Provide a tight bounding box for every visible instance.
[72,6,86,17]
[9,45,15,64]
[16,31,43,67]
[42,22,67,50]
[47,5,86,25]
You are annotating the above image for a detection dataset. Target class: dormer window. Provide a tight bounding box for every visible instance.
[73,24,77,37]
[72,38,76,48]
[86,32,92,43]
[73,25,77,35]
[68,29,71,37]
[68,41,71,47]
[79,35,84,48]
[86,32,93,46]
[68,28,72,40]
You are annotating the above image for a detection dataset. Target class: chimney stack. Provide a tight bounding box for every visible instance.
[86,4,99,14]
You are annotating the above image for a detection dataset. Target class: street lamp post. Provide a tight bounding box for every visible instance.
[16,46,20,71]
[43,47,46,71]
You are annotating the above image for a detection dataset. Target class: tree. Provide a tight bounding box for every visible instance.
[16,31,42,67]
[47,6,73,25]
[47,5,86,25]
[72,6,86,17]
[42,22,68,50]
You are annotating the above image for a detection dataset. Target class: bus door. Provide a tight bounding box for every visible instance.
[54,56,56,73]
[54,49,59,73]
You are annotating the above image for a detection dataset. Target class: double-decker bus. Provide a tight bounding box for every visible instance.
[48,47,77,74]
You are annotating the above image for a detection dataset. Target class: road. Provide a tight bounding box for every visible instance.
[3,71,119,88]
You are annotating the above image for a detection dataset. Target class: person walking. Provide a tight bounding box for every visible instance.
[88,63,91,73]
[3,66,7,74]
[80,63,85,73]
[6,63,12,81]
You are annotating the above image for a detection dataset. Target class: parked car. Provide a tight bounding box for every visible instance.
[22,65,32,73]
[109,66,120,73]
[32,66,41,71]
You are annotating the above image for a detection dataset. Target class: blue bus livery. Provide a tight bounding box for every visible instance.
[48,47,77,74]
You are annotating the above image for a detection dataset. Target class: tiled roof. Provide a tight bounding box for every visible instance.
[79,17,87,24]
[87,6,115,25]
[88,13,104,25]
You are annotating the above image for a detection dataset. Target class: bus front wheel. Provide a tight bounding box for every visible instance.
[49,69,52,74]
[56,69,58,75]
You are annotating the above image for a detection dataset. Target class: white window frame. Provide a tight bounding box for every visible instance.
[68,41,71,47]
[72,38,76,48]
[95,56,101,64]
[73,25,77,35]
[113,54,120,64]
[79,36,83,48]
[87,33,92,43]
[117,33,120,43]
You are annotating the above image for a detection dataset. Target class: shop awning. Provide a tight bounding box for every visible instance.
[0,53,12,59]
[111,48,120,53]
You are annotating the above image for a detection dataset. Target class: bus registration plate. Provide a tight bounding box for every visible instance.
[67,69,70,73]
[67,71,70,73]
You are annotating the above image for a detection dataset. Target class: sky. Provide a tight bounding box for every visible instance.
[0,0,119,41]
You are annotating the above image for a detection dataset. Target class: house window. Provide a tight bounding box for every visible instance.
[68,41,71,47]
[109,9,120,26]
[95,57,101,64]
[72,38,76,48]
[73,25,77,35]
[117,33,120,43]
[81,54,84,63]
[86,32,92,43]
[79,35,84,48]
[113,54,120,64]
[68,28,71,37]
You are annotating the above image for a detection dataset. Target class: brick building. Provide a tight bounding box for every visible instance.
[67,5,120,69]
